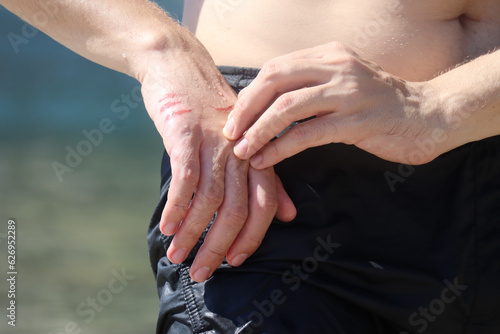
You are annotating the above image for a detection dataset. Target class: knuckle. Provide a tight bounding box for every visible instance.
[167,201,190,214]
[226,205,249,223]
[259,192,279,212]
[263,197,279,213]
[178,123,194,136]
[168,125,195,145]
[202,245,227,260]
[266,142,284,162]
[182,165,199,180]
[184,222,205,239]
[243,234,265,251]
[328,41,347,51]
[311,123,327,142]
[326,54,356,69]
[199,183,224,207]
[341,56,361,69]
[170,149,198,175]
[275,93,295,113]
[251,126,278,149]
[226,161,248,184]
[289,124,311,143]
[261,59,281,81]
[177,166,199,185]
[234,95,248,114]
[169,147,183,162]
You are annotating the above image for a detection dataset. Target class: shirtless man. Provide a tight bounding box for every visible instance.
[2,0,500,333]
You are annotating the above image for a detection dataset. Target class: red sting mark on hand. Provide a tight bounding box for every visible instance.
[159,92,192,121]
[210,105,234,113]
[158,92,178,103]
[165,109,192,121]
[160,100,181,113]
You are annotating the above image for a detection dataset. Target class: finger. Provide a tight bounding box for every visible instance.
[160,138,201,236]
[274,174,297,222]
[189,155,249,282]
[233,85,332,160]
[223,59,333,141]
[166,146,226,265]
[226,166,279,268]
[250,116,339,170]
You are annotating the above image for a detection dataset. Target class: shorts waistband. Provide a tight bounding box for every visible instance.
[217,65,260,92]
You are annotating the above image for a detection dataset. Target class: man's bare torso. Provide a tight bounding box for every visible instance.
[183,0,500,81]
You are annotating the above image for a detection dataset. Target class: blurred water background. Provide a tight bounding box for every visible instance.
[0,1,183,333]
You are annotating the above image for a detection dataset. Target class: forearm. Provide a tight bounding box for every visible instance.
[0,0,198,82]
[427,49,500,151]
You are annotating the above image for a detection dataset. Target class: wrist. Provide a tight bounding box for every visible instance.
[129,24,214,85]
[426,74,482,152]
[424,52,500,153]
[416,78,471,159]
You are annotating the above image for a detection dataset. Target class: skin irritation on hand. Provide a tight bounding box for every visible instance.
[210,105,234,112]
[158,93,234,121]
[159,93,192,121]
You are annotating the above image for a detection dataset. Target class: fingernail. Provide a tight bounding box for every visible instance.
[192,266,212,282]
[231,253,249,267]
[223,118,235,138]
[250,153,263,167]
[171,248,188,264]
[162,222,177,236]
[234,138,249,158]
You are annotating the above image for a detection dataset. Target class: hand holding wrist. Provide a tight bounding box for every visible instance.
[222,41,473,167]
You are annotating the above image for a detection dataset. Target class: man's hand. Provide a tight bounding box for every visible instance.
[0,0,298,283]
[223,42,449,168]
[141,36,296,282]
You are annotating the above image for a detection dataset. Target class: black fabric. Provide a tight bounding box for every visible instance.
[147,66,500,334]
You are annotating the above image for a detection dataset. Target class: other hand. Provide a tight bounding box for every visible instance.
[223,42,445,168]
